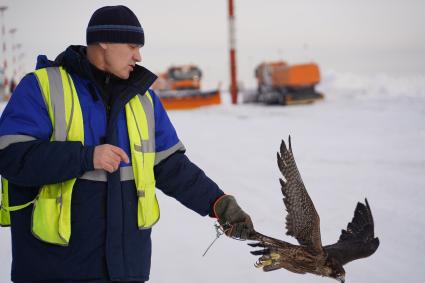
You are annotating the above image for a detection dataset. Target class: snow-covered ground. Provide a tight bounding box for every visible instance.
[1,71,424,282]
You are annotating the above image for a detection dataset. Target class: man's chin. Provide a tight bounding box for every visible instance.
[115,72,130,80]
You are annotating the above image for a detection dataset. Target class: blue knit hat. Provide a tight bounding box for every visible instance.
[86,5,145,46]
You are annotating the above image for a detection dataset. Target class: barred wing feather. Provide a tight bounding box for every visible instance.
[277,137,323,254]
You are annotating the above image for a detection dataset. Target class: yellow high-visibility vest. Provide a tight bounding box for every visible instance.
[0,67,159,245]
[0,177,10,226]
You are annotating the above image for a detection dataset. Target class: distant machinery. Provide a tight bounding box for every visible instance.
[252,61,324,105]
[151,65,221,110]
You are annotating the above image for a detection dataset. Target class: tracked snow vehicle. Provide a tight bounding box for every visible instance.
[254,61,324,105]
[152,65,221,110]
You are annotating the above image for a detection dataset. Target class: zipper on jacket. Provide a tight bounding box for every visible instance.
[103,74,111,121]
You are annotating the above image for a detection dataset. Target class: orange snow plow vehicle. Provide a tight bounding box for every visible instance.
[151,65,221,110]
[253,61,324,105]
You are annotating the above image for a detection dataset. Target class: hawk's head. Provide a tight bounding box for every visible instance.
[326,257,346,283]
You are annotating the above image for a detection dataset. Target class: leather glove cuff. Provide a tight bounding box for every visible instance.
[213,195,254,239]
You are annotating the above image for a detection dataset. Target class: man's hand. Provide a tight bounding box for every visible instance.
[93,144,129,173]
[213,195,254,240]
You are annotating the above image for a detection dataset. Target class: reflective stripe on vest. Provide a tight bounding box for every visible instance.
[31,66,84,245]
[1,66,159,244]
[125,94,159,229]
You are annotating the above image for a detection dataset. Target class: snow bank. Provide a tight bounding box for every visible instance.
[320,70,425,101]
[0,71,424,282]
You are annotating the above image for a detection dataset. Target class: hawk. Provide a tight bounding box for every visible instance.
[248,137,379,283]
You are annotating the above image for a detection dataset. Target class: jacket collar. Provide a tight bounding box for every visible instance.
[35,45,157,100]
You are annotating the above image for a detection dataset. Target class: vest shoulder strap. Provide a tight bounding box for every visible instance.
[33,66,84,143]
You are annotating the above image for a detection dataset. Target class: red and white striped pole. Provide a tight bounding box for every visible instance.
[0,6,8,93]
[9,28,16,83]
[228,0,238,104]
[15,43,22,80]
[18,51,25,80]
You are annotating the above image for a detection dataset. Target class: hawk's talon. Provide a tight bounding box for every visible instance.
[254,257,274,268]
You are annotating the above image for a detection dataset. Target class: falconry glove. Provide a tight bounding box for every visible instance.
[213,195,254,240]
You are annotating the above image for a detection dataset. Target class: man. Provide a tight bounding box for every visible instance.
[0,5,253,283]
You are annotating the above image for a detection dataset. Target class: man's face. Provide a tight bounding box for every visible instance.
[101,43,142,79]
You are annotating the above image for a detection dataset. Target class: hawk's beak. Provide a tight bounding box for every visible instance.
[337,275,345,283]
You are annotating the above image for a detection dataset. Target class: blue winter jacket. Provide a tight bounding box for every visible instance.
[0,46,224,283]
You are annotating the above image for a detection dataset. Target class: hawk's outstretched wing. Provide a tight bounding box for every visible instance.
[278,137,322,254]
[323,199,380,266]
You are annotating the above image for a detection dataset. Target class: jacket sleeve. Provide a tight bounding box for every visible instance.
[0,74,94,187]
[154,151,224,217]
[150,90,224,216]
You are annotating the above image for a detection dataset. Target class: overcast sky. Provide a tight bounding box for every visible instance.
[1,0,424,88]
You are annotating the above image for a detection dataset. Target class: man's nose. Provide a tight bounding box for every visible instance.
[134,49,142,62]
